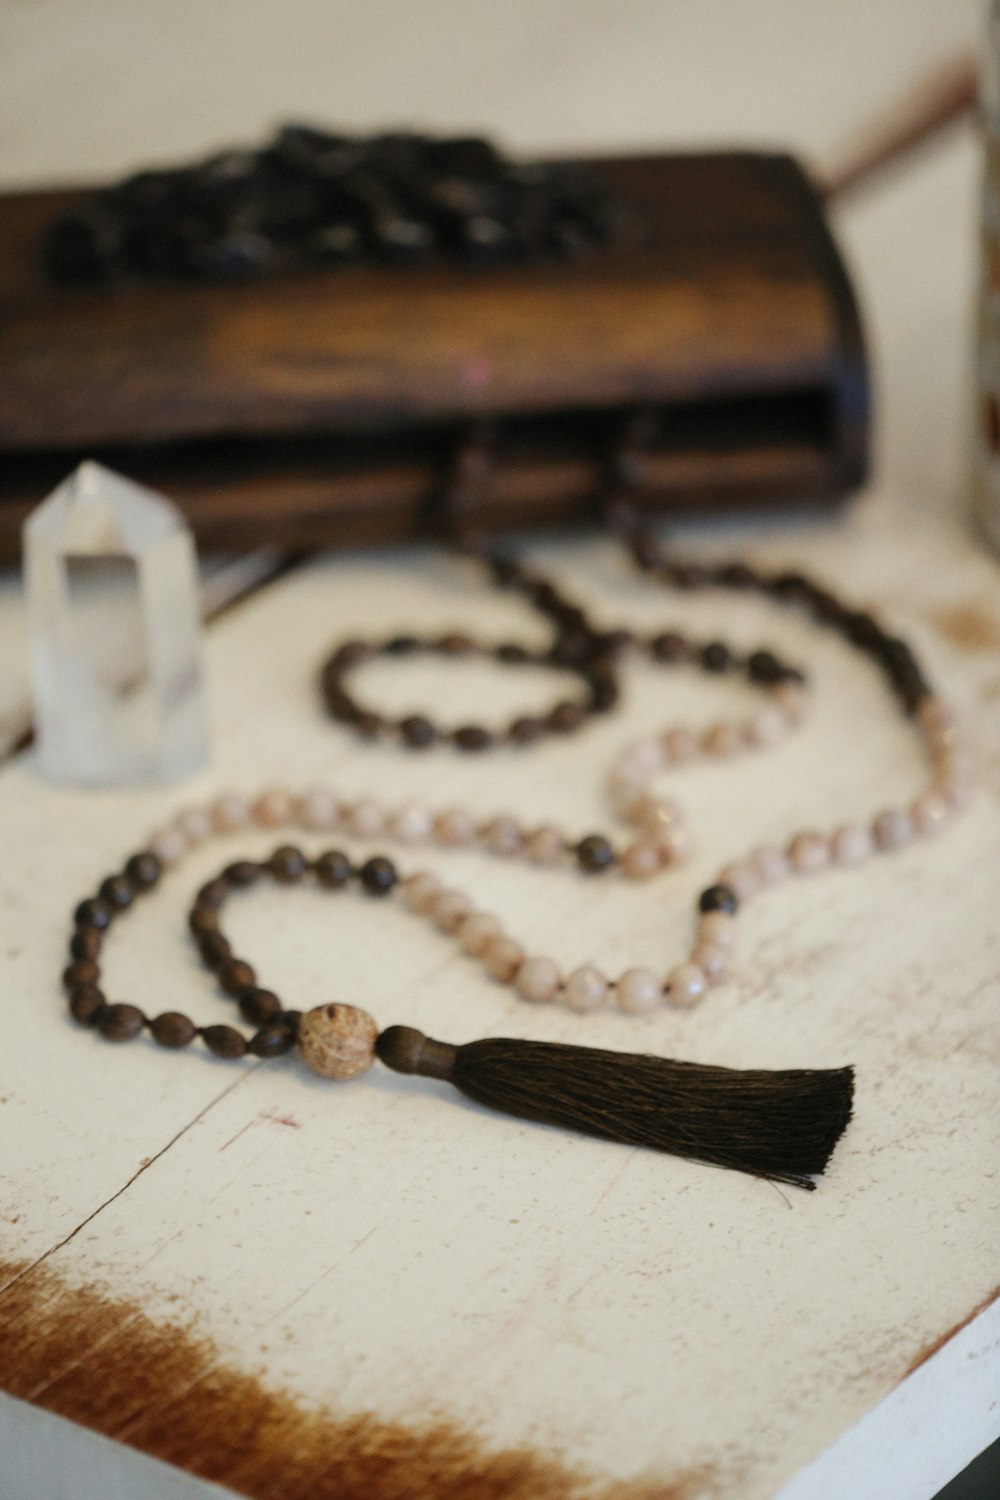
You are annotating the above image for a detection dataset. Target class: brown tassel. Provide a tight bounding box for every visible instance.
[376,1027,853,1189]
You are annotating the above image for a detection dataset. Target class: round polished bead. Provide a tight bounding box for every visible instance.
[348,799,386,838]
[649,630,688,661]
[563,965,608,1013]
[691,943,729,982]
[392,804,434,843]
[149,827,187,867]
[665,963,707,1007]
[616,738,664,781]
[177,807,213,844]
[125,850,163,889]
[698,910,737,948]
[64,959,100,990]
[401,870,442,913]
[253,788,295,827]
[698,884,738,915]
[298,1003,378,1079]
[247,1023,296,1058]
[75,897,113,930]
[431,888,474,933]
[197,877,230,909]
[297,788,340,831]
[150,1012,197,1048]
[482,934,525,982]
[400,715,438,748]
[211,793,252,833]
[98,1003,145,1041]
[576,834,615,873]
[658,825,694,863]
[202,1024,247,1059]
[359,856,398,895]
[223,860,260,887]
[831,825,873,866]
[480,816,523,857]
[872,808,914,852]
[69,985,105,1026]
[621,840,664,880]
[615,967,662,1015]
[434,808,477,846]
[198,931,232,968]
[745,708,787,747]
[515,956,561,1004]
[661,728,698,765]
[70,927,103,960]
[527,826,566,865]
[454,725,493,752]
[238,987,283,1025]
[751,845,789,885]
[189,905,219,937]
[458,912,503,956]
[219,959,256,996]
[269,846,308,883]
[911,790,950,837]
[701,641,732,673]
[549,701,587,734]
[773,682,807,724]
[314,849,353,888]
[508,715,545,745]
[99,875,135,910]
[702,723,742,758]
[788,832,830,874]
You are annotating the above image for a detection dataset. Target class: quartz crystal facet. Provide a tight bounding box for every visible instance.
[24,462,208,785]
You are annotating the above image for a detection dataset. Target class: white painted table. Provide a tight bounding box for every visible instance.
[1,4,997,1498]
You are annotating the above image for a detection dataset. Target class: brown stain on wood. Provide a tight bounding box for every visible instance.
[903,1283,1000,1377]
[0,1257,714,1500]
[929,602,1000,653]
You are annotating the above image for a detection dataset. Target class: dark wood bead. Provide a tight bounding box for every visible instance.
[701,641,732,673]
[488,552,521,586]
[269,845,308,882]
[219,959,256,996]
[278,1009,303,1033]
[629,531,663,571]
[699,883,738,915]
[588,675,619,712]
[548,701,587,734]
[649,631,688,662]
[576,834,615,873]
[495,642,530,664]
[150,1012,197,1048]
[717,563,758,589]
[246,1023,296,1058]
[69,985,106,1026]
[223,860,261,887]
[124,851,163,889]
[201,1024,247,1059]
[74,897,113,930]
[355,711,384,738]
[384,634,420,655]
[314,849,353,888]
[99,874,135,910]
[596,628,634,657]
[359,855,398,895]
[64,959,100,991]
[508,715,545,745]
[400,714,438,748]
[70,927,103,960]
[453,724,492,752]
[330,640,370,669]
[197,878,230,909]
[98,1003,146,1041]
[198,931,232,968]
[189,905,220,937]
[436,632,475,655]
[324,684,358,718]
[746,650,785,685]
[239,987,282,1025]
[845,612,883,650]
[670,563,709,590]
[549,629,597,668]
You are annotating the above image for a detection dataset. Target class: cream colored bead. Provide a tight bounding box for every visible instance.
[401,870,442,914]
[431,888,474,933]
[917,697,955,737]
[661,728,697,765]
[658,825,694,864]
[872,808,913,852]
[176,806,213,845]
[745,707,787,747]
[615,967,662,1015]
[751,844,789,886]
[665,962,706,1008]
[458,912,503,957]
[527,826,566,865]
[210,793,252,833]
[298,1003,377,1080]
[298,788,340,831]
[911,789,951,837]
[392,803,434,843]
[773,682,807,724]
[149,826,187,866]
[788,832,830,874]
[563,965,608,1013]
[718,861,758,902]
[483,935,526,982]
[434,808,477,846]
[625,793,680,833]
[698,910,736,948]
[831,824,873,866]
[348,799,386,838]
[616,738,665,781]
[253,788,295,827]
[691,943,729,982]
[702,722,741,758]
[515,956,561,1004]
[621,840,665,880]
[480,816,523,857]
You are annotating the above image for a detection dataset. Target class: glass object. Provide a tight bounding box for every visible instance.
[23,461,208,785]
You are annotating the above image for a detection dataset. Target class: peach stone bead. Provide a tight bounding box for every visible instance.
[666,962,706,1008]
[483,934,526,982]
[348,799,386,838]
[788,832,830,874]
[253,788,295,827]
[872,808,913,851]
[401,871,442,914]
[563,965,609,1012]
[458,912,503,956]
[298,1003,377,1080]
[298,788,340,831]
[211,793,252,833]
[718,861,758,902]
[392,803,434,843]
[434,808,477,846]
[752,844,789,886]
[691,943,729,982]
[176,806,213,844]
[661,727,697,765]
[621,840,665,880]
[515,956,561,1004]
[527,826,566,865]
[831,825,873,866]
[481,816,523,857]
[698,910,736,948]
[911,790,950,837]
[702,722,742,758]
[149,826,187,866]
[431,888,474,933]
[615,967,662,1015]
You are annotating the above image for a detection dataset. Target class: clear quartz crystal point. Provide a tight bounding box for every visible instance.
[24,461,209,785]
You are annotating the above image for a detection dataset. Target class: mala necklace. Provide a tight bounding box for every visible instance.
[62,541,971,1190]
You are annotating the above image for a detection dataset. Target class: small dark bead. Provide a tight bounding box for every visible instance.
[588,675,619,713]
[399,714,438,748]
[201,1024,247,1059]
[99,1003,146,1042]
[69,985,106,1026]
[359,855,398,895]
[355,711,384,738]
[495,642,530,664]
[576,834,616,873]
[246,1023,296,1058]
[64,959,100,991]
[701,641,732,673]
[278,1009,303,1034]
[453,724,492,752]
[649,631,688,662]
[699,883,739,915]
[239,987,282,1025]
[70,927,103,960]
[74,897,113,930]
[845,612,883,650]
[746,650,785,685]
[269,845,308,883]
[630,530,663,571]
[125,851,162,890]
[99,875,135,910]
[508,715,545,745]
[330,640,370,670]
[671,562,709,590]
[548,701,587,734]
[150,1012,197,1048]
[548,629,598,668]
[314,849,353,888]
[189,904,220,937]
[223,860,261,887]
[324,684,358,719]
[436,632,475,655]
[809,589,847,626]
[384,634,420,655]
[597,628,634,657]
[197,878,230,909]
[768,571,813,604]
[489,552,521,586]
[198,931,233,968]
[718,563,758,589]
[219,959,256,996]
